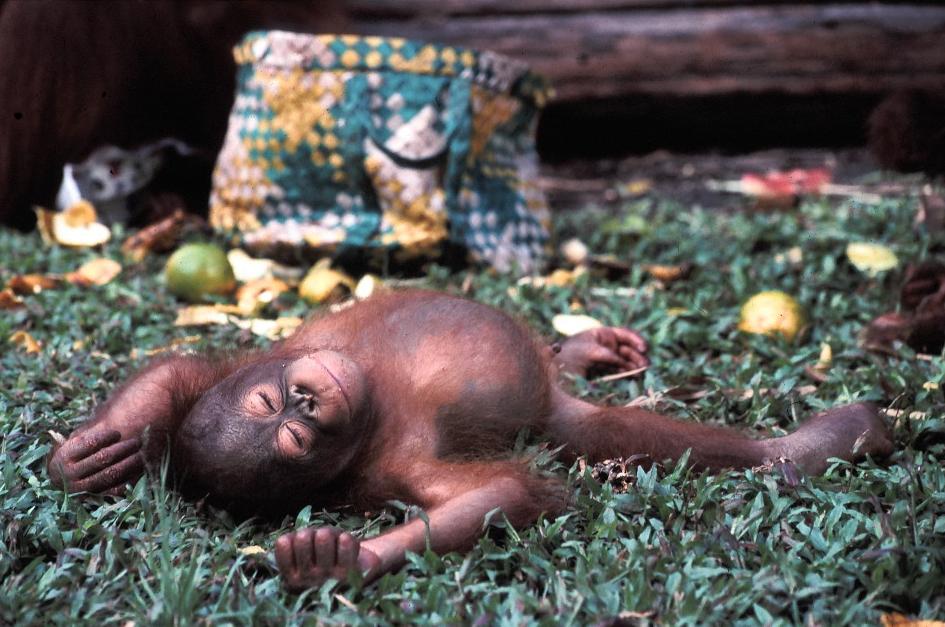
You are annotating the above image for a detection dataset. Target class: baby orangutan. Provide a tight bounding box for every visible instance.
[48,290,893,590]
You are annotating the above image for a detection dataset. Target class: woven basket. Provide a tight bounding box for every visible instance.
[209,31,552,272]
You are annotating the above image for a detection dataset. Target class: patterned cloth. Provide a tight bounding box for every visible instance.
[210,32,552,273]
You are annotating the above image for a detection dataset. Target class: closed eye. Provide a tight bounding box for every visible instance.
[258,391,277,413]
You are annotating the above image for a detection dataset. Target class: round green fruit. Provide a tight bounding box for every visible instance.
[165,243,236,302]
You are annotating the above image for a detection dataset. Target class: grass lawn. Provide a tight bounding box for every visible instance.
[2,192,944,625]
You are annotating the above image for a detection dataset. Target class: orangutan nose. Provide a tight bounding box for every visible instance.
[290,384,319,419]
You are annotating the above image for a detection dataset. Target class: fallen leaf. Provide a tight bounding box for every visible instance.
[236,278,290,315]
[517,266,586,289]
[35,202,111,248]
[228,249,303,285]
[231,316,303,340]
[846,242,899,275]
[121,209,196,261]
[10,330,41,353]
[298,258,356,304]
[644,262,693,283]
[174,305,242,327]
[65,258,122,286]
[7,274,61,295]
[0,289,24,309]
[552,314,602,336]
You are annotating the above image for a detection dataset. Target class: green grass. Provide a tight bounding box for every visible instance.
[2,195,944,625]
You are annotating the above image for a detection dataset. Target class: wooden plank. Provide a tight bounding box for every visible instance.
[352,4,945,100]
[348,0,924,18]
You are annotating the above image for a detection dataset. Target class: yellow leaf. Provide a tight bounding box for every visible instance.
[552,314,602,336]
[66,258,122,286]
[35,203,111,248]
[298,259,355,304]
[10,330,41,353]
[846,242,898,276]
[235,279,290,315]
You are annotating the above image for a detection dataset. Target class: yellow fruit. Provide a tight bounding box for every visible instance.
[738,290,806,342]
[165,243,236,302]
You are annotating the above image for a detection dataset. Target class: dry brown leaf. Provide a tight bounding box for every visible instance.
[0,288,24,310]
[236,278,290,315]
[174,305,242,327]
[10,330,41,353]
[7,274,61,295]
[66,258,122,287]
[881,612,945,627]
[644,262,693,283]
[121,209,194,261]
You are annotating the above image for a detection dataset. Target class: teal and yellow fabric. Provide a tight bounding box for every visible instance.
[210,32,552,273]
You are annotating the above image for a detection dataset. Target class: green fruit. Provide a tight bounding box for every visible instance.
[738,290,806,342]
[165,243,236,302]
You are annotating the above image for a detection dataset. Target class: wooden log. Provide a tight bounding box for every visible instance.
[349,0,933,17]
[351,4,945,101]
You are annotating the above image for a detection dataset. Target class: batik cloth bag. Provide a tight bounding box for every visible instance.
[210,31,552,273]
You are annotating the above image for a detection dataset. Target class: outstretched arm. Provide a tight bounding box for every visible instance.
[48,352,237,495]
[275,461,567,591]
